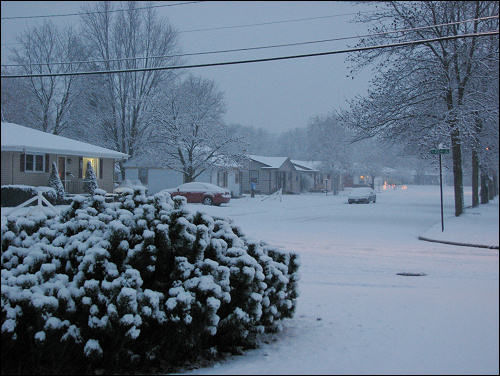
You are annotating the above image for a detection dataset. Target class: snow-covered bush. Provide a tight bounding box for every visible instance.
[1,187,300,374]
[48,162,65,203]
[84,161,98,195]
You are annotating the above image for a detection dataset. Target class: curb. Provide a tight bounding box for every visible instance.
[418,236,499,250]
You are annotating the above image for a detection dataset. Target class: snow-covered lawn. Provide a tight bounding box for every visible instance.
[178,185,498,375]
[1,185,498,374]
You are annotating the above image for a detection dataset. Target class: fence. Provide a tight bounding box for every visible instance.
[5,191,59,217]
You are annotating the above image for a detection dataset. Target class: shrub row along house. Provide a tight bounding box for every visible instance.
[1,122,129,194]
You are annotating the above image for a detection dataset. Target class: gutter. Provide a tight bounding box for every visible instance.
[2,145,129,160]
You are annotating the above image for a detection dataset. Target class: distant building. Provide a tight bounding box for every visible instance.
[241,155,300,194]
[123,153,243,197]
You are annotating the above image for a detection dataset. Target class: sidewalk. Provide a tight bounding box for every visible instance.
[419,197,499,249]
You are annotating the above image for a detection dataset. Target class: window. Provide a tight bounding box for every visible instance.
[24,153,45,173]
[83,157,100,179]
[217,171,228,187]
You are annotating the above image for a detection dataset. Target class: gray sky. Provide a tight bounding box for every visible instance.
[1,1,375,134]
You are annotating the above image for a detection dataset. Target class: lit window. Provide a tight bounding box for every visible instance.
[83,157,100,179]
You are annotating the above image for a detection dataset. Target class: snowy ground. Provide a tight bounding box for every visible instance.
[178,185,499,375]
[1,185,498,374]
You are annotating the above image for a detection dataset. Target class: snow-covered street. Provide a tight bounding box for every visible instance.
[178,185,499,375]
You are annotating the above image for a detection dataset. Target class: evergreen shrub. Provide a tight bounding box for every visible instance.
[47,162,65,203]
[1,187,300,374]
[84,161,98,195]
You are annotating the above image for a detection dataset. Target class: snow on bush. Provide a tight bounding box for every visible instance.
[1,187,300,374]
[84,161,98,195]
[47,162,65,203]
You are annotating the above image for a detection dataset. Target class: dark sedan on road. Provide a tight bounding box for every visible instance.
[164,182,231,206]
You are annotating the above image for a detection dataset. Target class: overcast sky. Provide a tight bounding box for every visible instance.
[1,1,376,134]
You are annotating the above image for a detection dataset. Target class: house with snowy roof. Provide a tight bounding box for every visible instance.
[242,155,302,194]
[1,122,129,194]
[290,160,350,193]
[122,151,244,197]
[290,160,329,192]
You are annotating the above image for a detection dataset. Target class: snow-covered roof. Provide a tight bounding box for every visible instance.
[291,160,321,172]
[248,155,289,169]
[1,122,129,160]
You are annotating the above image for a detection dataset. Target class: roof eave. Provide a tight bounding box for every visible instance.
[1,145,129,160]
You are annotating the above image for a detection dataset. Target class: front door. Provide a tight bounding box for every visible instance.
[281,172,287,191]
[58,157,66,189]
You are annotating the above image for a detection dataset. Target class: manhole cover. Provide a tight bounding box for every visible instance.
[396,272,427,277]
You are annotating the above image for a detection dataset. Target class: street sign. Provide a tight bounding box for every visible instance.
[430,147,449,232]
[430,148,450,154]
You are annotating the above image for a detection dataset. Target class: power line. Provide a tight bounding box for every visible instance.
[178,12,372,33]
[0,1,202,20]
[2,15,497,68]
[2,31,497,79]
[0,9,378,47]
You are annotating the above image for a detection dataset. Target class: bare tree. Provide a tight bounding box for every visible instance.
[307,114,352,174]
[1,70,38,127]
[226,124,279,156]
[10,21,86,135]
[79,1,180,179]
[342,1,499,216]
[146,74,245,183]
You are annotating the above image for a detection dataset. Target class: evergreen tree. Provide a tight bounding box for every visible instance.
[47,161,65,202]
[84,160,98,195]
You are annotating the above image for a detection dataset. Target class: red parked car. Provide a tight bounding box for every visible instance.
[165,182,231,206]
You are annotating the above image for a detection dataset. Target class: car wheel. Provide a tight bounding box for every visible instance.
[202,197,213,205]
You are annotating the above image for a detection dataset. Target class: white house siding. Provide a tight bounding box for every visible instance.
[148,169,184,194]
[197,170,212,184]
[210,169,242,197]
[125,167,213,194]
[1,151,13,186]
[99,159,115,192]
[125,167,139,181]
[2,151,50,187]
[227,170,242,197]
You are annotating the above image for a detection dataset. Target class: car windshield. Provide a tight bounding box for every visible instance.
[352,188,372,194]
